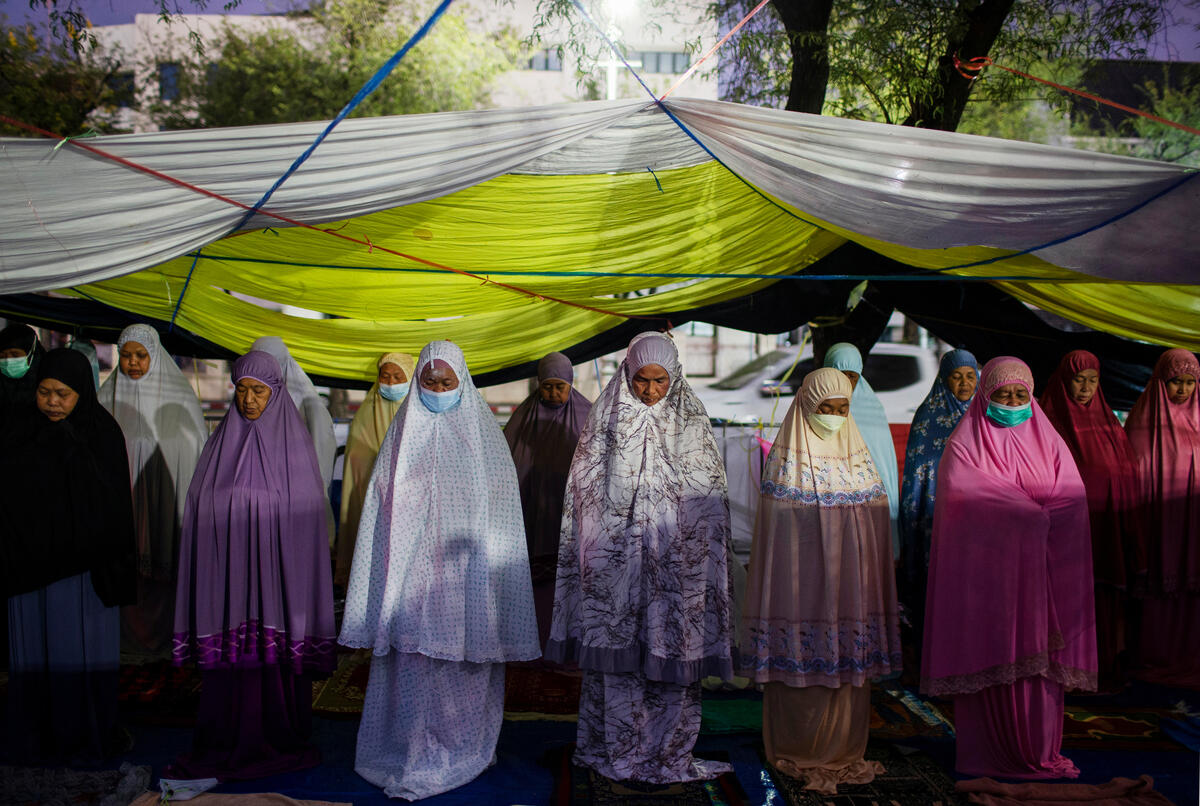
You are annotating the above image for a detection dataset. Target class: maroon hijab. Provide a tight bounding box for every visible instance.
[1040,350,1144,587]
[504,353,592,561]
[173,350,335,675]
[1125,348,1200,595]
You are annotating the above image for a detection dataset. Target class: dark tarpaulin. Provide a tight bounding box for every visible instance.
[0,244,1159,407]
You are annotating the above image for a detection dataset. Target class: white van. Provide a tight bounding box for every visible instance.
[696,342,939,427]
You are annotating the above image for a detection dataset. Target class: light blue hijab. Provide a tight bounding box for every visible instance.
[824,342,899,554]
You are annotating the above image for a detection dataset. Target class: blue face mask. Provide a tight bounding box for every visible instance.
[419,386,462,413]
[379,381,410,402]
[986,400,1033,427]
[0,353,32,380]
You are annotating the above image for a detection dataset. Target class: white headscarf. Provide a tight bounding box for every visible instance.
[99,323,208,579]
[548,332,735,681]
[338,340,539,663]
[250,336,337,488]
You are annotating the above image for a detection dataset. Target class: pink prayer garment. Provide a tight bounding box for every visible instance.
[922,356,1097,779]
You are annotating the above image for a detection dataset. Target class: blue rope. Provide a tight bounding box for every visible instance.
[569,0,1200,278]
[177,252,1145,283]
[233,0,456,235]
[168,248,203,331]
[167,0,455,330]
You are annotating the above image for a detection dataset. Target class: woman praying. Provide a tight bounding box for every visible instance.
[250,336,337,490]
[334,351,415,587]
[898,348,978,659]
[171,350,336,780]
[923,357,1096,778]
[547,331,735,783]
[1,348,136,762]
[100,324,208,662]
[1041,350,1143,688]
[504,351,592,645]
[741,367,901,793]
[823,343,900,552]
[339,340,538,800]
[0,323,45,417]
[1125,348,1200,686]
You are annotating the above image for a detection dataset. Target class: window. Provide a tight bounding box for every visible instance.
[528,48,562,71]
[710,350,790,390]
[863,354,921,392]
[106,71,135,108]
[158,62,181,101]
[634,52,688,74]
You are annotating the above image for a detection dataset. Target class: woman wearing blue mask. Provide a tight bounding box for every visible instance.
[340,340,538,800]
[334,352,415,588]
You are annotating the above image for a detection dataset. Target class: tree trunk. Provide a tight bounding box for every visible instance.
[773,0,834,114]
[903,0,1016,131]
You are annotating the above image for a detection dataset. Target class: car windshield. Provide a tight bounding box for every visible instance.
[783,354,922,392]
[769,358,816,386]
[709,350,791,390]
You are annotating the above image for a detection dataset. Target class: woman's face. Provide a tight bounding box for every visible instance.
[816,397,850,416]
[1166,373,1197,405]
[420,363,460,392]
[119,340,151,379]
[36,377,79,421]
[989,383,1030,406]
[1068,368,1100,406]
[538,379,571,405]
[841,370,860,391]
[945,366,977,402]
[631,363,670,406]
[0,346,26,359]
[235,378,272,420]
[378,362,407,385]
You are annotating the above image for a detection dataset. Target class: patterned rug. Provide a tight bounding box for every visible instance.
[0,762,151,806]
[764,743,964,806]
[310,649,371,715]
[1062,705,1187,751]
[117,661,201,726]
[552,747,749,806]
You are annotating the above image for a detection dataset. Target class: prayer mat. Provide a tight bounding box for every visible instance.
[310,649,371,715]
[130,794,351,806]
[117,660,202,726]
[701,698,762,735]
[763,743,965,806]
[1061,705,1185,752]
[552,746,749,806]
[504,663,583,716]
[870,686,955,740]
[0,761,151,806]
[955,774,1175,805]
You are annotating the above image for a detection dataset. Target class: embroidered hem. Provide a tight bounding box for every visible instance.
[173,620,336,675]
[921,642,1097,697]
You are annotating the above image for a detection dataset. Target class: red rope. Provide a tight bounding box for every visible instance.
[659,0,772,101]
[0,113,670,323]
[953,55,1200,138]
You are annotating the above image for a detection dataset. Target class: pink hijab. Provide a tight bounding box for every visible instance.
[1125,348,1200,595]
[922,357,1096,697]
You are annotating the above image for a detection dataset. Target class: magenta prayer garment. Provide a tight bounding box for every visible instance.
[1125,348,1200,596]
[173,350,336,676]
[1125,348,1200,685]
[922,357,1097,697]
[1040,350,1143,683]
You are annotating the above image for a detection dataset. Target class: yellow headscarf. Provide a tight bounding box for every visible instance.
[334,351,415,585]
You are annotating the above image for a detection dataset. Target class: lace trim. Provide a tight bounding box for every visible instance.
[921,638,1097,697]
[172,620,337,675]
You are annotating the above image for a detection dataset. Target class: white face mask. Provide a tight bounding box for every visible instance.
[807,412,847,440]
